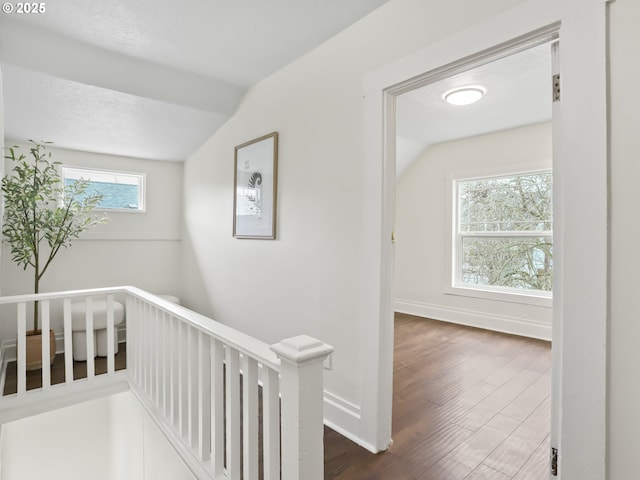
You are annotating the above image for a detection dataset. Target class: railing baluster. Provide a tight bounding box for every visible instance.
[188,326,198,449]
[226,347,241,480]
[164,313,171,417]
[262,366,281,480]
[157,311,162,413]
[85,297,95,380]
[152,307,158,406]
[149,306,154,401]
[137,298,143,384]
[157,308,163,407]
[128,297,138,383]
[139,300,145,390]
[144,302,151,396]
[211,338,225,477]
[179,322,188,438]
[63,298,74,383]
[198,332,211,462]
[149,305,155,399]
[171,315,179,427]
[106,294,115,375]
[126,297,133,380]
[161,312,168,416]
[17,302,27,395]
[41,300,51,390]
[138,299,144,386]
[243,355,259,480]
[148,302,154,395]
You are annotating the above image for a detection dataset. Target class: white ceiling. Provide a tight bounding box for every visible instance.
[396,42,552,177]
[0,0,390,161]
[1,65,231,161]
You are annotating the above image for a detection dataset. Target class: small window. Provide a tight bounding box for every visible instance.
[453,170,552,298]
[61,167,145,212]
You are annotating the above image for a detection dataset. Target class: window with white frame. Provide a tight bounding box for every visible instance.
[61,166,145,212]
[453,170,552,297]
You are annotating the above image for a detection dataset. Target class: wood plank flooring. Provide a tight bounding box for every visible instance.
[324,313,551,480]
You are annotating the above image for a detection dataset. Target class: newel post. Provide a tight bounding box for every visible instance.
[271,335,333,480]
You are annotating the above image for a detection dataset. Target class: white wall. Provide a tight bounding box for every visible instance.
[1,392,195,480]
[0,145,183,338]
[608,0,640,477]
[181,0,527,446]
[394,123,552,339]
[1,144,183,295]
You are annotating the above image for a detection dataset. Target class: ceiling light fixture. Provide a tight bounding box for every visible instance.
[443,86,486,106]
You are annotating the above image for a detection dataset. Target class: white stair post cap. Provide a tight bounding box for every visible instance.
[271,335,333,365]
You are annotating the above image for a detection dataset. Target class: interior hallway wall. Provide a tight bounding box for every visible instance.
[181,0,528,444]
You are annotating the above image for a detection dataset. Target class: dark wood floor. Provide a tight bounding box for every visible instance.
[3,344,127,395]
[324,313,551,480]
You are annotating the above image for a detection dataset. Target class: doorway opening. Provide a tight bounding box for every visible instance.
[390,36,556,477]
[363,4,607,476]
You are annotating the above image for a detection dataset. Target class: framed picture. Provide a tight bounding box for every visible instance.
[233,132,279,239]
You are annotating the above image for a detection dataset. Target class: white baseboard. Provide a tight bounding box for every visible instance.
[323,391,378,453]
[394,298,551,341]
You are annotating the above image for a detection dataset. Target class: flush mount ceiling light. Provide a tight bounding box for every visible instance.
[443,86,486,106]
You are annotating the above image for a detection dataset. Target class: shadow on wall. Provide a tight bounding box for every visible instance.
[180,232,215,318]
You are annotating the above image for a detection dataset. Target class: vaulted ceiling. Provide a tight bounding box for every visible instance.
[1,2,552,172]
[396,42,552,177]
[0,0,390,161]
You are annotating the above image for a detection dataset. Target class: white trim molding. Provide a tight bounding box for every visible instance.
[323,392,382,454]
[394,298,552,341]
[78,232,182,241]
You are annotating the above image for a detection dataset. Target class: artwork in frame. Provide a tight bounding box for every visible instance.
[233,132,279,239]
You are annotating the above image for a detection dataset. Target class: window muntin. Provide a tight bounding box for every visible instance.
[454,171,552,296]
[61,167,145,212]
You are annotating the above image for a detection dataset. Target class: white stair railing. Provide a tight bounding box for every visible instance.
[0,287,129,424]
[0,286,333,480]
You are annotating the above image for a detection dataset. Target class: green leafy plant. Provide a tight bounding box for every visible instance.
[2,141,108,331]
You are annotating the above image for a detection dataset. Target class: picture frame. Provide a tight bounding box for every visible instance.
[233,132,279,239]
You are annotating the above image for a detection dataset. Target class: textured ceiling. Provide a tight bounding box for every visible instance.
[0,0,390,160]
[4,0,391,88]
[2,65,230,161]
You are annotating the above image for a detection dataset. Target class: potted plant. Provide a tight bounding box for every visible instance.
[2,141,107,370]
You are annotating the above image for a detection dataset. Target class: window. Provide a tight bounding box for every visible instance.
[61,167,145,212]
[453,170,552,299]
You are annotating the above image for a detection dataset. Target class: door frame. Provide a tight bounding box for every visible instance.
[361,1,608,478]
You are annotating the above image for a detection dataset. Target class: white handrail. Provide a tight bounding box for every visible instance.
[0,286,281,369]
[126,286,281,370]
[0,286,333,480]
[0,286,127,304]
